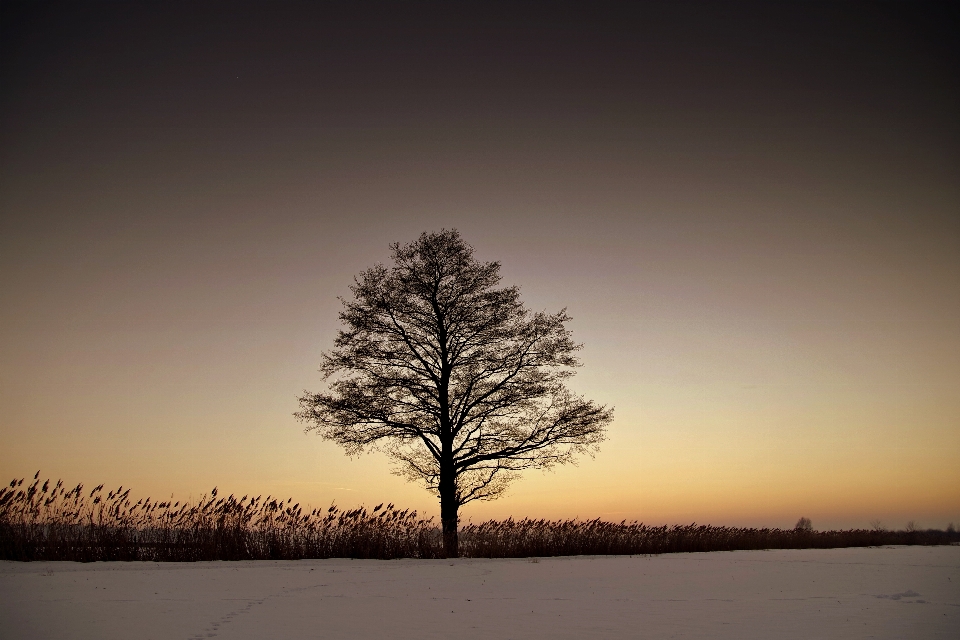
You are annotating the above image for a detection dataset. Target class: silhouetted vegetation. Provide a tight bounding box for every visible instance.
[2,475,956,562]
[458,518,957,557]
[297,230,612,557]
[0,475,436,562]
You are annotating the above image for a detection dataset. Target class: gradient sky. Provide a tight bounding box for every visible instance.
[2,2,958,529]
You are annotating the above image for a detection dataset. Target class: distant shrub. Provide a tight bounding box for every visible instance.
[794,517,812,531]
[3,475,958,562]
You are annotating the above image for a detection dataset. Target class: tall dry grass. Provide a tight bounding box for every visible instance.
[0,474,438,561]
[458,518,956,557]
[2,475,956,561]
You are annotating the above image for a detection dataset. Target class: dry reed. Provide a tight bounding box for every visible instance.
[0,474,438,561]
[2,475,956,561]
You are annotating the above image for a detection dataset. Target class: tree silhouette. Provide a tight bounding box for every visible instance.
[296,230,612,557]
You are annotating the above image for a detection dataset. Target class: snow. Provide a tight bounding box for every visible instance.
[2,546,957,639]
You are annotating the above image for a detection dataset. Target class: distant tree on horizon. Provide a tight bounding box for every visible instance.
[296,229,612,557]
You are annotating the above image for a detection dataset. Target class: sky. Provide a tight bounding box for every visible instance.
[1,1,958,530]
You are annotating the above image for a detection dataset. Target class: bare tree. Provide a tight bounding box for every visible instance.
[296,230,613,557]
[794,517,812,531]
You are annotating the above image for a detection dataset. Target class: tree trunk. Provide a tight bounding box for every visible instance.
[439,468,459,558]
[438,358,459,558]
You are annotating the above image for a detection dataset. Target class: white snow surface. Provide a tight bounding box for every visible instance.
[1,546,957,639]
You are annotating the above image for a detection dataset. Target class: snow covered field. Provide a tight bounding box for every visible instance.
[2,545,957,639]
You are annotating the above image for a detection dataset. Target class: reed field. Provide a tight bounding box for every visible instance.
[2,475,956,562]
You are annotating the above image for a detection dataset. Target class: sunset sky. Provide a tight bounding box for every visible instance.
[2,2,957,529]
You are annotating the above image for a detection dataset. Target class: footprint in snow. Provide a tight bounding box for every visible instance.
[876,590,921,601]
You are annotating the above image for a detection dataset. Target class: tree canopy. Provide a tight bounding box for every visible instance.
[296,229,612,556]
